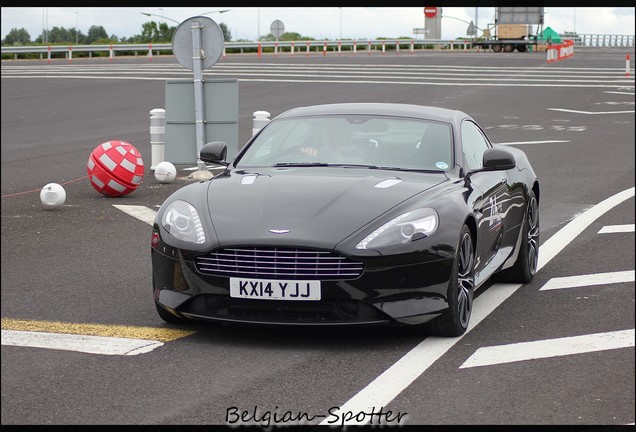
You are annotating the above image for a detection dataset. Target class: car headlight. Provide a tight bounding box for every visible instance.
[356,208,438,249]
[161,200,206,244]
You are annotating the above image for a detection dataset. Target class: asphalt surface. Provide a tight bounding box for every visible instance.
[1,47,634,426]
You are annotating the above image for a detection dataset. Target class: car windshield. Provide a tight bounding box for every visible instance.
[235,115,453,171]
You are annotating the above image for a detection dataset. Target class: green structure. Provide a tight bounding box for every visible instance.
[537,27,562,44]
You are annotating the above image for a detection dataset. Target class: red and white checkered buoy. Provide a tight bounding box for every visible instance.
[86,140,144,197]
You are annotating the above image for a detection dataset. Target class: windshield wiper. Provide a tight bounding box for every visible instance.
[274,163,385,169]
[272,162,330,167]
[271,162,440,172]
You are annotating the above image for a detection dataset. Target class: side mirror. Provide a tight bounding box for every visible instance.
[200,141,228,165]
[482,147,516,170]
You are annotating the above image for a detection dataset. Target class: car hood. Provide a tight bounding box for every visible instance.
[206,167,446,248]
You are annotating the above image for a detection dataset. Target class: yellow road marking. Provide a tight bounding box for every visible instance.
[1,318,195,342]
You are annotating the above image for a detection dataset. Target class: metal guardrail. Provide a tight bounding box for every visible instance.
[564,34,635,47]
[1,34,633,60]
[0,39,484,60]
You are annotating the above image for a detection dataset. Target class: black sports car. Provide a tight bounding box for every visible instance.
[151,103,539,336]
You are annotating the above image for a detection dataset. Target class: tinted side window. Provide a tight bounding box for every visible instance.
[461,120,491,170]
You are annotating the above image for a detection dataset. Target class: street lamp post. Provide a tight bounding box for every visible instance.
[75,12,79,44]
[140,12,180,24]
[44,7,48,44]
[200,9,230,16]
[441,14,485,36]
[141,9,229,25]
[339,7,342,40]
[475,7,478,36]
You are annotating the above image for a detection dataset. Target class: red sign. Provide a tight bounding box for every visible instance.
[424,7,438,18]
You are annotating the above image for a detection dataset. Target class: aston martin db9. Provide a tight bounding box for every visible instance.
[151,103,539,336]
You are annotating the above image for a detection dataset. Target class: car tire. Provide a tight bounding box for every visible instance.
[155,302,188,324]
[495,191,539,284]
[424,224,475,337]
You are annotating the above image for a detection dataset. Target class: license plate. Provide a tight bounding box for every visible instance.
[229,278,321,300]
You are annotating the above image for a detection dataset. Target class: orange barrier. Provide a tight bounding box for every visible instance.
[547,39,574,64]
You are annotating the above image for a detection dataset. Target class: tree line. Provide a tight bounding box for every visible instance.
[0,20,327,46]
[1,21,235,45]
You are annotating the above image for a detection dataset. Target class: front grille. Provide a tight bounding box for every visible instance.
[195,247,364,280]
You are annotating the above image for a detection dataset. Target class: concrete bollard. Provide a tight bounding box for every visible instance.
[149,108,166,170]
[252,111,271,136]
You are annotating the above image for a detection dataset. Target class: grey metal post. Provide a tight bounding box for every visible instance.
[150,108,166,170]
[191,19,212,179]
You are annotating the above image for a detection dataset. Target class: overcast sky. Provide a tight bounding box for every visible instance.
[1,7,635,42]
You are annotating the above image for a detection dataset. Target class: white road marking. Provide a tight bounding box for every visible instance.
[547,108,635,115]
[537,187,635,271]
[497,140,570,145]
[540,270,635,291]
[459,329,635,368]
[321,186,635,426]
[4,62,634,90]
[598,224,635,233]
[1,330,164,356]
[112,204,156,226]
[604,91,635,95]
[2,74,634,89]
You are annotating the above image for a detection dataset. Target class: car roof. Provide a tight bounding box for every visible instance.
[275,103,469,123]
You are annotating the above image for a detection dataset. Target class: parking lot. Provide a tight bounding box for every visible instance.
[1,47,634,425]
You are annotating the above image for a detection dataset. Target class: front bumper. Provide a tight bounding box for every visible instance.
[152,243,454,327]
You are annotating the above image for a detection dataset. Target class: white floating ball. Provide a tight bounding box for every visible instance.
[154,161,177,183]
[40,183,66,209]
